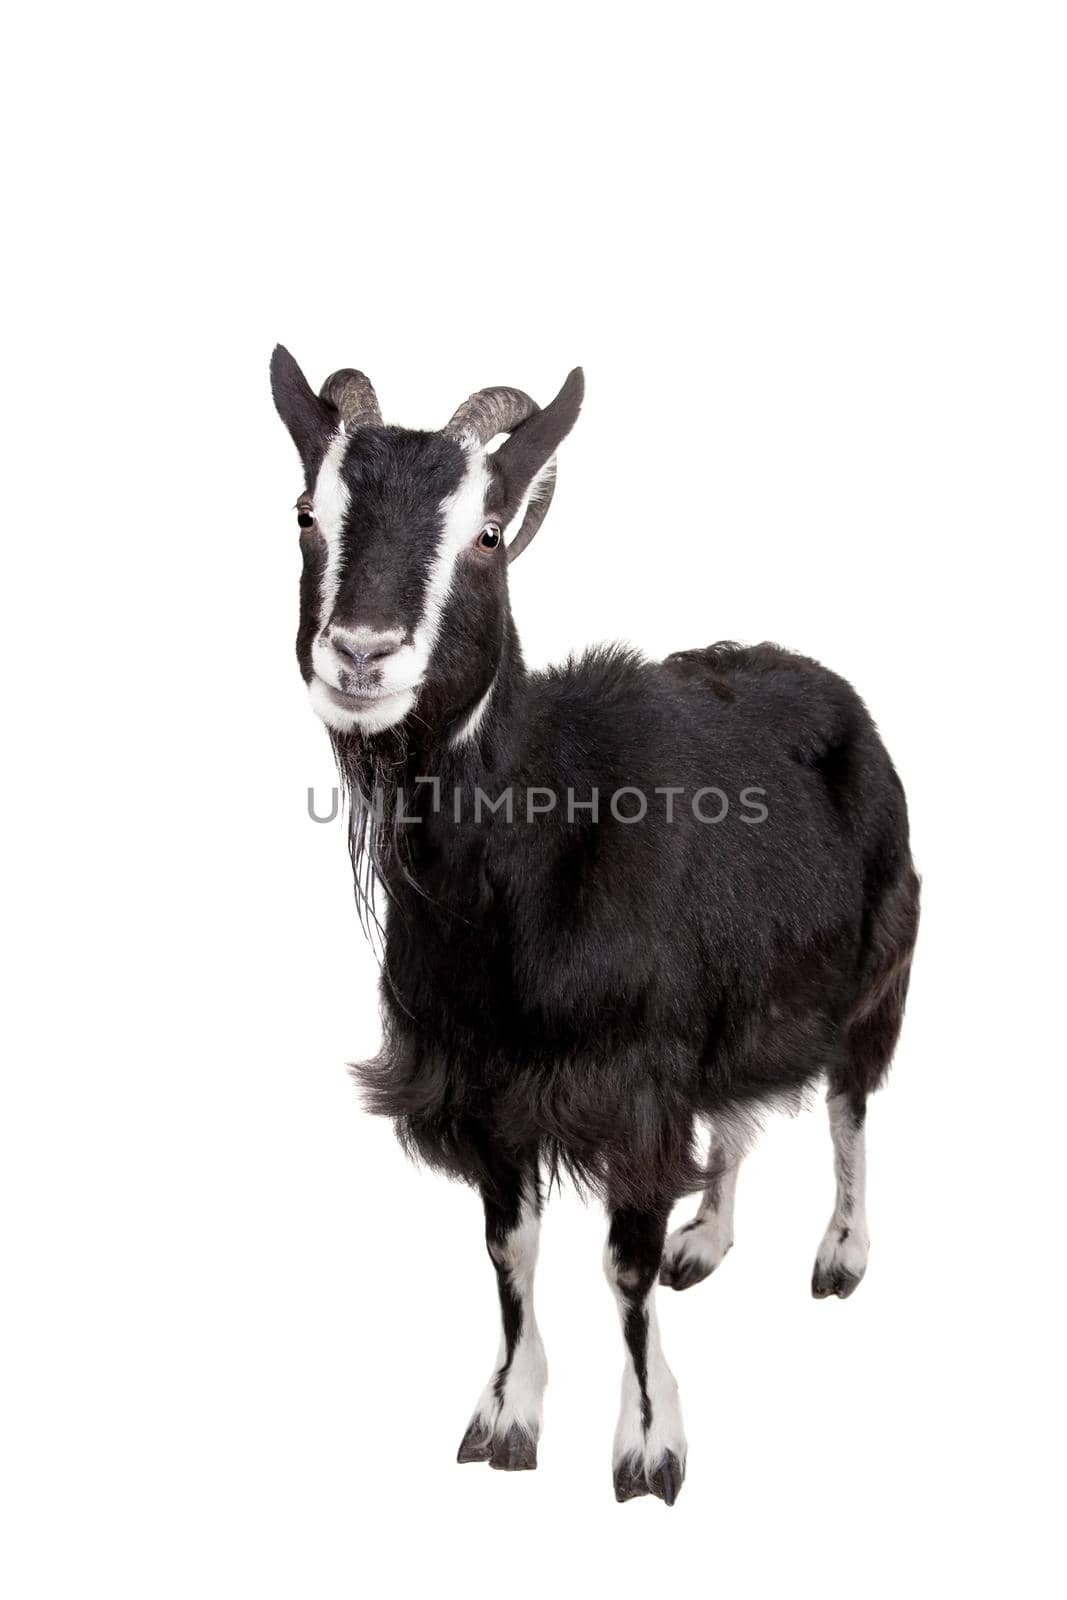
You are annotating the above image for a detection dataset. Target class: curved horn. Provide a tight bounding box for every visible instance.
[443,386,539,447]
[506,468,556,564]
[320,369,382,432]
[444,386,547,560]
[445,369,582,562]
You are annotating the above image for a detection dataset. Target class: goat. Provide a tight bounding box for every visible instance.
[270,347,920,1504]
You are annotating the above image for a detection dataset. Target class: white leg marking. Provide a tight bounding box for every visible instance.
[410,448,490,682]
[813,1092,870,1298]
[661,1138,741,1289]
[605,1240,686,1502]
[459,1189,546,1469]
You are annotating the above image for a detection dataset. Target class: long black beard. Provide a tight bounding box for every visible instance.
[329,723,440,952]
[328,725,400,941]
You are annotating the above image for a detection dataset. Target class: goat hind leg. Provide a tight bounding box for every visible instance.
[813,859,917,1299]
[812,1091,870,1299]
[458,1161,546,1471]
[660,1131,741,1291]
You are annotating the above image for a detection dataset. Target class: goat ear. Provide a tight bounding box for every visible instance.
[270,345,338,478]
[492,368,584,516]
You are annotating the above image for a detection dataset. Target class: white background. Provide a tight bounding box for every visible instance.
[3,4,1064,1596]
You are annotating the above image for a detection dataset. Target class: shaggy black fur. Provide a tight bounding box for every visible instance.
[347,635,919,1210]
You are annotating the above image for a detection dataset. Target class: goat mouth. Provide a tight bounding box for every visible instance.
[316,677,413,712]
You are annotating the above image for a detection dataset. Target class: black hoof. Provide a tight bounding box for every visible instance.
[811,1264,864,1300]
[457,1420,493,1463]
[660,1255,715,1292]
[647,1450,685,1506]
[613,1456,650,1502]
[488,1424,538,1472]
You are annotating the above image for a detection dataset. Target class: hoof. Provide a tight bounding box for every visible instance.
[488,1424,538,1472]
[613,1450,685,1504]
[813,1223,869,1300]
[811,1262,864,1300]
[659,1254,716,1292]
[613,1456,650,1502]
[659,1219,732,1291]
[457,1419,493,1463]
[647,1450,685,1506]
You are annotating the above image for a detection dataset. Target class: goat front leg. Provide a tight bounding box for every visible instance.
[605,1203,687,1504]
[660,1129,742,1290]
[457,1160,546,1471]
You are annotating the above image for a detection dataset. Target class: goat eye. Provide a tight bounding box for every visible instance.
[477,522,502,550]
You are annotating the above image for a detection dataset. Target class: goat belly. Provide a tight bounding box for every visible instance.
[352,1010,715,1208]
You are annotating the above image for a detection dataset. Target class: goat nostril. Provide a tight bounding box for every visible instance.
[326,628,403,672]
[332,638,363,668]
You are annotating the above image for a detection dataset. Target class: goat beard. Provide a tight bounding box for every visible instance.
[329,724,415,944]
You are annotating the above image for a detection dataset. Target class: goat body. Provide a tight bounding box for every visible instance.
[357,638,917,1210]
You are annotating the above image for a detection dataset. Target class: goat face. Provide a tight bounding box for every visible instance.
[271,348,583,737]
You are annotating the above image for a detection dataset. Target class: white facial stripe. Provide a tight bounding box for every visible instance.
[408,449,490,682]
[311,428,351,631]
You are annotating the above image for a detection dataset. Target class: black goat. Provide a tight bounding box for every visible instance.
[271,348,920,1505]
